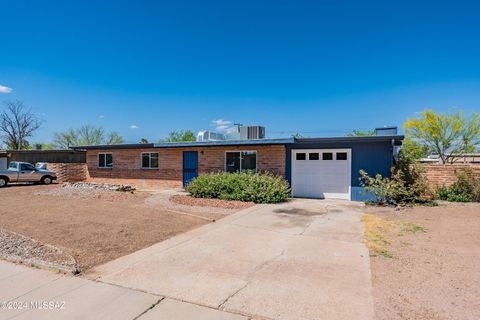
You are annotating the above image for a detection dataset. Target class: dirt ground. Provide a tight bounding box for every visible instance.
[365,203,480,320]
[0,184,222,271]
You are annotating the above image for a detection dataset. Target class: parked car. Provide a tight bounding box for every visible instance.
[0,161,57,187]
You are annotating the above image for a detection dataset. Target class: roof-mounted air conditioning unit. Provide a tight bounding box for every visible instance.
[240,126,265,140]
[197,131,226,142]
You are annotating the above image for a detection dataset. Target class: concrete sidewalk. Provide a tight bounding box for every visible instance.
[0,261,247,320]
[90,199,375,320]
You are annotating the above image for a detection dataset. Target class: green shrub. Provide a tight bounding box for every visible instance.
[436,185,449,200]
[359,163,432,205]
[186,172,290,204]
[435,172,480,202]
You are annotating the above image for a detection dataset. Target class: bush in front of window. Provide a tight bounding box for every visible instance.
[186,172,290,203]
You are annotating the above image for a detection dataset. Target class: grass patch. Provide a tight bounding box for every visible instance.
[362,214,426,258]
[362,214,395,258]
[402,222,427,233]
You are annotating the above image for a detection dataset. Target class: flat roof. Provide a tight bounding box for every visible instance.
[72,135,404,150]
[5,149,85,153]
[296,135,404,145]
[154,138,294,148]
[71,138,294,150]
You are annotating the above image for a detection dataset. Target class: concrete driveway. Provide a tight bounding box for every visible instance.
[90,199,374,320]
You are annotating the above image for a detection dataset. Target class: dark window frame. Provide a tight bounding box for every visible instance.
[141,152,159,169]
[225,151,257,173]
[98,153,113,168]
[309,153,320,160]
[296,153,307,160]
[322,152,333,160]
[336,152,348,160]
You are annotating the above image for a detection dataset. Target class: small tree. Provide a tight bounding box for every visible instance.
[0,100,42,150]
[160,130,196,142]
[139,138,149,144]
[347,129,375,136]
[460,113,480,153]
[404,110,480,164]
[52,125,124,148]
[399,137,429,162]
[291,133,306,139]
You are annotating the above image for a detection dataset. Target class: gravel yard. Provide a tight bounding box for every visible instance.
[0,184,235,272]
[365,203,480,320]
[0,228,78,273]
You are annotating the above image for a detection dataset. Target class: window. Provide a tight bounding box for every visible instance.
[98,153,113,168]
[9,162,18,169]
[296,153,306,160]
[20,163,35,171]
[322,152,333,160]
[225,151,257,172]
[309,153,319,160]
[142,152,159,169]
[336,152,348,160]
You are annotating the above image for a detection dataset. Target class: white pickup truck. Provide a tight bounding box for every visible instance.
[0,162,57,187]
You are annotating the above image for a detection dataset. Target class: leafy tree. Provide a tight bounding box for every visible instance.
[460,113,480,153]
[0,100,42,150]
[347,129,375,136]
[404,110,480,164]
[160,130,196,142]
[139,138,149,144]
[52,125,124,148]
[398,137,429,162]
[28,142,56,150]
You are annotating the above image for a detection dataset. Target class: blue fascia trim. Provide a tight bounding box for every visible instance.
[72,135,404,150]
[295,135,404,145]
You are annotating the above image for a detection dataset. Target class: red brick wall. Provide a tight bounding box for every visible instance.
[420,163,480,188]
[86,145,286,187]
[46,163,89,183]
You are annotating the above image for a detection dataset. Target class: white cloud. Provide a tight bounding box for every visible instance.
[98,115,105,119]
[129,124,139,129]
[0,85,12,94]
[212,119,237,133]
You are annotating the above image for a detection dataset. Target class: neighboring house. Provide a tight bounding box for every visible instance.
[419,154,480,164]
[4,150,86,164]
[0,151,7,170]
[73,127,403,201]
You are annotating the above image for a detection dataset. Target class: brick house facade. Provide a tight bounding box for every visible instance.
[74,134,404,200]
[86,145,286,187]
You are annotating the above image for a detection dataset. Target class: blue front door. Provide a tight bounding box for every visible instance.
[183,151,198,187]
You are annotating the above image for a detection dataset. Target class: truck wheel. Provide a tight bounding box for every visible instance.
[41,176,53,185]
[0,177,7,187]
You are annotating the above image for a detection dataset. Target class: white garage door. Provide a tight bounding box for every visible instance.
[291,149,351,200]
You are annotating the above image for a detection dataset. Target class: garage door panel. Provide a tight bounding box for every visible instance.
[292,149,351,200]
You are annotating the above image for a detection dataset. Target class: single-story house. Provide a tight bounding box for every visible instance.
[73,127,403,201]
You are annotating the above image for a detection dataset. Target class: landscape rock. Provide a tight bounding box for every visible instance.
[0,228,79,274]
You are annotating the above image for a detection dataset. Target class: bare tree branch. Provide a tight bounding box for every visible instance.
[0,100,42,150]
[52,125,125,149]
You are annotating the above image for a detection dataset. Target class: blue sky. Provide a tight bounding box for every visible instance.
[1,0,479,143]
